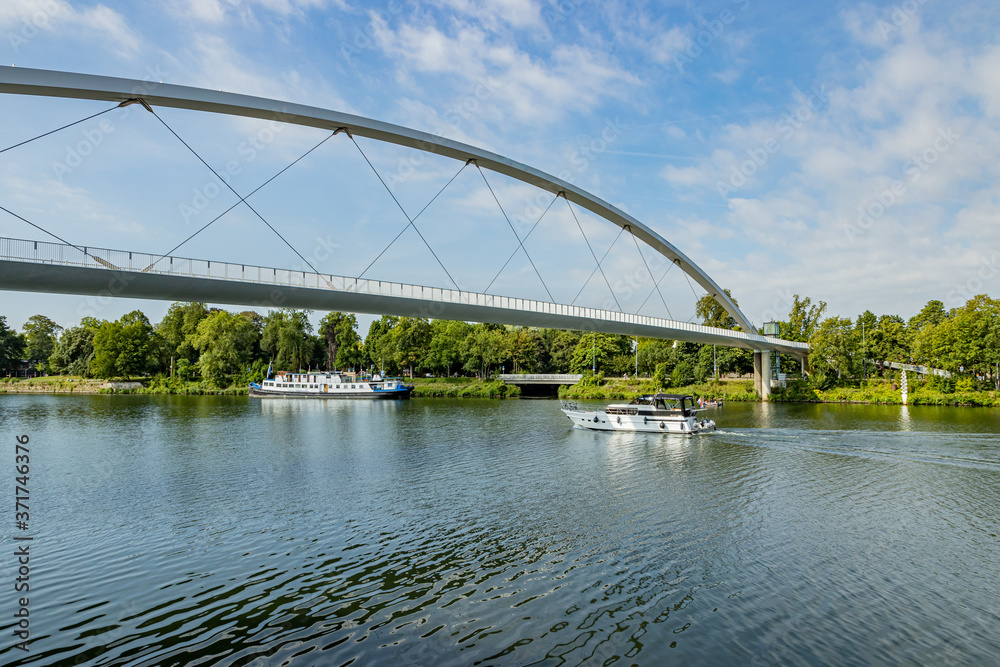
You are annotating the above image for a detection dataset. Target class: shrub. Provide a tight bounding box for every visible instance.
[671,362,692,388]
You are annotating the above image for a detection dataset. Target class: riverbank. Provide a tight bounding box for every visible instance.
[4,375,996,406]
[0,376,252,395]
[409,377,520,398]
[0,375,520,398]
[557,377,1000,407]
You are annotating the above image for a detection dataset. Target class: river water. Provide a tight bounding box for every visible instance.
[1,395,998,666]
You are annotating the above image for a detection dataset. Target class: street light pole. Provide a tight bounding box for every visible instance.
[592,333,596,374]
[862,320,866,382]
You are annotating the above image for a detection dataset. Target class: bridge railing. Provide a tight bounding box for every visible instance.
[498,374,584,382]
[0,236,809,352]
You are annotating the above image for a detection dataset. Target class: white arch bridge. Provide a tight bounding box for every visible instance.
[0,67,807,397]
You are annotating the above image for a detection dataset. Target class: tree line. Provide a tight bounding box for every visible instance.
[804,295,1000,390]
[1,292,997,390]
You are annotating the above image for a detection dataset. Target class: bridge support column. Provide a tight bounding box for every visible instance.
[753,352,762,397]
[760,349,771,401]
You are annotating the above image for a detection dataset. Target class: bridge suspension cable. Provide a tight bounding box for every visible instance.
[475,162,554,303]
[483,191,559,295]
[0,104,117,155]
[0,204,110,268]
[357,156,469,285]
[627,226,672,319]
[0,102,134,267]
[638,259,677,319]
[143,105,325,276]
[570,201,624,312]
[346,131,461,291]
[146,129,339,273]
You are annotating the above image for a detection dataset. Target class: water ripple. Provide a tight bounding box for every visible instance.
[0,397,998,665]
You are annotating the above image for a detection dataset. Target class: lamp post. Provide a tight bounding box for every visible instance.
[862,320,867,382]
[592,333,596,374]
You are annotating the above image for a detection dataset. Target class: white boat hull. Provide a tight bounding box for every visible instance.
[249,385,411,399]
[562,408,716,434]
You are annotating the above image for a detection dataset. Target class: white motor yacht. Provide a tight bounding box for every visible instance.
[561,393,716,434]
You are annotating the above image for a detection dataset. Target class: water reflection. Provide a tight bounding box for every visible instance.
[899,404,912,430]
[754,400,777,429]
[0,396,997,666]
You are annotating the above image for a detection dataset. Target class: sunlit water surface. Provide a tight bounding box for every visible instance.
[1,395,998,666]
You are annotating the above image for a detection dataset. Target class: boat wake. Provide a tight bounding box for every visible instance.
[718,428,1000,472]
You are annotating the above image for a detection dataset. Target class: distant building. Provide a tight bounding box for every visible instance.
[9,360,39,379]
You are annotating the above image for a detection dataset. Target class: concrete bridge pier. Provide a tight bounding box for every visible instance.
[753,350,772,400]
[761,349,771,400]
[753,352,762,397]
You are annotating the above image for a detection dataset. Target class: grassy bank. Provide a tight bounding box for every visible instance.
[558,377,758,402]
[409,376,520,398]
[556,375,1000,407]
[1,375,520,398]
[0,376,250,395]
[5,374,996,406]
[773,379,1000,407]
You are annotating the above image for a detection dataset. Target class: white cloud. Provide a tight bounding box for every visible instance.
[656,12,1000,320]
[648,25,689,64]
[430,0,544,30]
[0,0,140,56]
[164,0,343,24]
[370,16,638,127]
[713,68,741,84]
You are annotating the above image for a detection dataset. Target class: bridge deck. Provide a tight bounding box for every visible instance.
[498,374,584,385]
[0,237,810,356]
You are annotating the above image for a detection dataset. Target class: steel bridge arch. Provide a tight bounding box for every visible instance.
[0,65,757,334]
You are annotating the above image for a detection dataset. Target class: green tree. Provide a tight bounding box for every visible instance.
[653,362,668,390]
[425,319,473,376]
[697,343,753,379]
[671,360,693,387]
[48,321,100,377]
[190,310,259,387]
[810,316,858,379]
[908,299,947,333]
[156,302,209,366]
[363,316,399,372]
[22,314,62,373]
[462,324,508,378]
[507,328,542,373]
[91,310,154,380]
[548,330,581,373]
[569,333,632,374]
[239,311,266,363]
[387,317,432,378]
[781,295,827,342]
[921,295,1000,379]
[637,338,674,376]
[0,316,25,376]
[261,309,313,371]
[695,289,738,329]
[867,314,910,375]
[318,312,361,371]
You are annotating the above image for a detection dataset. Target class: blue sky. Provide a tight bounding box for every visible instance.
[1,0,999,336]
